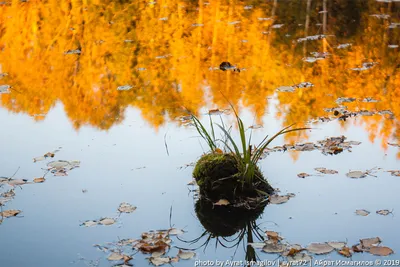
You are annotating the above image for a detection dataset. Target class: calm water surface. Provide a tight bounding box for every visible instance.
[1,0,400,266]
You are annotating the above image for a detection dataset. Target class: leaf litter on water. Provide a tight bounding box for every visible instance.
[376,209,392,216]
[118,202,137,213]
[269,194,295,204]
[355,209,370,216]
[314,167,338,174]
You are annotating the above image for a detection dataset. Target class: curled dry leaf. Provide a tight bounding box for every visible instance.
[214,199,230,206]
[376,209,392,216]
[338,246,352,257]
[177,249,196,260]
[118,202,137,213]
[33,177,45,183]
[369,246,394,256]
[306,243,334,254]
[266,231,282,242]
[149,256,170,266]
[352,244,364,253]
[360,237,381,249]
[315,168,338,175]
[355,209,370,216]
[297,173,311,178]
[346,171,367,179]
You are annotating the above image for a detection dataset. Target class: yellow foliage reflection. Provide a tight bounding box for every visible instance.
[0,0,399,156]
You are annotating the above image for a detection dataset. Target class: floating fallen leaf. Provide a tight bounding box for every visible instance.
[214,199,230,206]
[306,243,334,254]
[208,109,224,115]
[336,97,356,104]
[337,43,352,49]
[249,124,263,129]
[352,244,364,253]
[149,257,170,266]
[7,179,28,186]
[108,252,124,261]
[327,242,346,250]
[0,209,21,218]
[376,209,391,216]
[81,220,98,227]
[355,209,370,216]
[314,167,338,174]
[177,249,195,259]
[369,246,394,256]
[117,85,133,91]
[297,34,327,43]
[118,202,137,213]
[338,246,352,257]
[297,173,311,178]
[168,228,184,235]
[33,177,45,183]
[346,171,367,179]
[64,49,81,54]
[47,160,80,176]
[99,218,116,225]
[262,243,286,253]
[276,86,295,92]
[350,62,378,71]
[360,237,381,249]
[387,170,400,177]
[269,194,292,204]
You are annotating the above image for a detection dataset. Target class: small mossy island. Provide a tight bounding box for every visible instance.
[193,153,274,205]
[189,102,308,209]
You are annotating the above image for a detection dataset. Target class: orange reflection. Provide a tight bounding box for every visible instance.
[0,0,399,157]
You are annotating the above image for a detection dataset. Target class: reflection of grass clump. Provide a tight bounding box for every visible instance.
[195,198,266,237]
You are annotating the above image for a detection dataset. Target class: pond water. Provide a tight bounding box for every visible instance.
[1,0,400,266]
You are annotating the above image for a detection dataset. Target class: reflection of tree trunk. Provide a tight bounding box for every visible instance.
[196,0,204,86]
[211,0,221,68]
[303,0,312,56]
[322,0,327,52]
[271,0,278,18]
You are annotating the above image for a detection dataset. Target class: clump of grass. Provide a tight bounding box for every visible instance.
[190,103,309,186]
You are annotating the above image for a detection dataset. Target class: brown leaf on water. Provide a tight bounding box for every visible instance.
[369,246,394,256]
[266,231,282,243]
[306,243,334,254]
[269,194,292,204]
[376,209,392,216]
[107,252,124,261]
[297,173,311,178]
[99,218,116,225]
[149,256,170,266]
[338,246,352,257]
[346,171,367,179]
[352,244,364,253]
[387,170,400,177]
[315,168,338,175]
[0,209,21,218]
[137,240,169,254]
[262,243,286,253]
[33,177,45,183]
[327,242,346,250]
[118,202,137,213]
[355,209,370,216]
[360,237,381,249]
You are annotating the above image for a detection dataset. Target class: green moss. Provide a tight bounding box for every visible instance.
[192,153,274,204]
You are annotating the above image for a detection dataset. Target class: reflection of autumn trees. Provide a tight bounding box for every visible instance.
[0,0,399,150]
